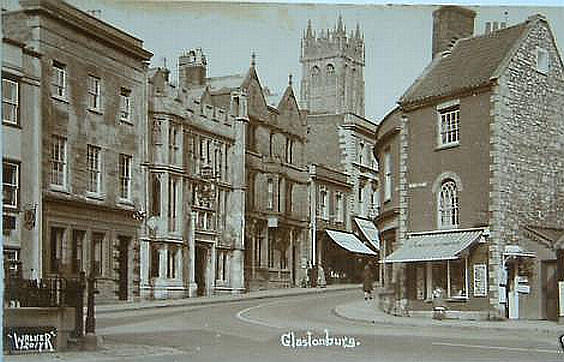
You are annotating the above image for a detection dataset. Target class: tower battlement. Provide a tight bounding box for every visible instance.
[300,16,365,116]
[301,17,365,64]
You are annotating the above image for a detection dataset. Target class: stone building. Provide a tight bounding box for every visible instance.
[239,59,309,290]
[378,6,564,320]
[144,48,246,298]
[2,37,42,285]
[3,0,153,302]
[301,17,380,283]
[300,16,365,116]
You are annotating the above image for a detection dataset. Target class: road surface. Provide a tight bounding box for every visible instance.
[5,290,563,361]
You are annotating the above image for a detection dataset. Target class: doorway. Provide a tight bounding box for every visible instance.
[118,236,130,301]
[542,261,558,321]
[195,245,207,296]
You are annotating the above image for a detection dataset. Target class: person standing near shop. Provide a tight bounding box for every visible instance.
[362,264,374,301]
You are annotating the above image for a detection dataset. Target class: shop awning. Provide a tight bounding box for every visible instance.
[384,229,484,263]
[354,218,380,251]
[325,230,377,256]
[503,244,535,258]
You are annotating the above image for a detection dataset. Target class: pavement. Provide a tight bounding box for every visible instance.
[95,283,360,314]
[334,295,564,336]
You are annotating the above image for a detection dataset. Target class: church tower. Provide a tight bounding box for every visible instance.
[300,16,365,116]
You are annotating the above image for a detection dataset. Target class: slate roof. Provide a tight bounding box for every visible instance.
[400,21,529,106]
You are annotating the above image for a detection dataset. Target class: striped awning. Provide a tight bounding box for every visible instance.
[384,229,484,263]
[325,230,377,256]
[354,218,380,251]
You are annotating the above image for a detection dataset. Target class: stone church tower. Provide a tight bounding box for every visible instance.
[300,16,365,116]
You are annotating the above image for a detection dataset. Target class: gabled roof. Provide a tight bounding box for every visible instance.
[400,21,530,106]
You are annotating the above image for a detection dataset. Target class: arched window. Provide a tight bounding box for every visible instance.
[326,63,335,74]
[438,180,459,228]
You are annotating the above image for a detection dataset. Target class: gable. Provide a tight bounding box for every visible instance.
[400,22,529,107]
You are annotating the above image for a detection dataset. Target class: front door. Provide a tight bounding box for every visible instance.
[195,245,207,296]
[118,236,130,301]
[543,261,558,321]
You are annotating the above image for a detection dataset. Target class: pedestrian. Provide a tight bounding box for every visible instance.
[362,264,374,301]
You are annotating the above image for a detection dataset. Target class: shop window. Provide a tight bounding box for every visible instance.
[432,263,447,292]
[449,259,467,298]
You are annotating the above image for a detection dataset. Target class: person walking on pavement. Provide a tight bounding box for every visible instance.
[362,263,374,301]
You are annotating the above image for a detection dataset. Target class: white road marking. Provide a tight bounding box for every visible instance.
[432,341,559,354]
[236,300,288,329]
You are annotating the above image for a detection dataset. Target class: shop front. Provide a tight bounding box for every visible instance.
[384,228,491,319]
[322,229,377,284]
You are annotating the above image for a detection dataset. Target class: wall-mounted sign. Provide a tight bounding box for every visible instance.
[4,327,57,354]
[268,216,278,228]
[473,264,488,297]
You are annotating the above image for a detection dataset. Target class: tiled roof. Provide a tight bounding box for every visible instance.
[400,22,529,106]
[526,226,564,245]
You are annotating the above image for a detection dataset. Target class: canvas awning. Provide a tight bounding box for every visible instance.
[354,218,380,251]
[384,229,484,263]
[503,244,535,258]
[325,230,377,256]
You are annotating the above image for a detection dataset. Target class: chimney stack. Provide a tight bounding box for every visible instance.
[178,48,207,89]
[432,6,476,59]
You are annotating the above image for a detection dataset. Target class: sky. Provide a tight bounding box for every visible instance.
[64,0,564,121]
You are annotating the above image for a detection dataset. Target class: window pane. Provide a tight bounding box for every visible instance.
[432,263,447,292]
[449,259,466,297]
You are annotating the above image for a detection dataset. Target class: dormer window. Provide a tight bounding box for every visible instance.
[536,47,549,74]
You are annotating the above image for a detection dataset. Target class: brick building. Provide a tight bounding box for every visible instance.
[301,17,379,284]
[378,6,564,320]
[144,48,247,298]
[2,37,42,285]
[3,0,153,302]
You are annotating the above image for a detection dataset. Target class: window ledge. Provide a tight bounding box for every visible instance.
[118,199,134,208]
[3,206,20,213]
[435,142,459,151]
[51,95,69,104]
[120,118,133,125]
[49,185,70,194]
[2,121,21,129]
[88,108,103,115]
[86,192,105,201]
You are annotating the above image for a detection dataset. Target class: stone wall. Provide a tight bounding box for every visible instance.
[490,16,564,315]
